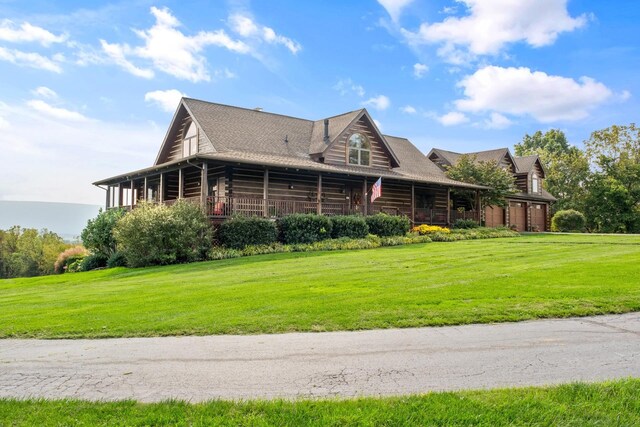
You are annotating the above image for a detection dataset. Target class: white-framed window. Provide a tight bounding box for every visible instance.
[532,172,539,193]
[347,133,371,166]
[182,122,198,158]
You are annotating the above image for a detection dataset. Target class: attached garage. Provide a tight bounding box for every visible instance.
[530,203,547,231]
[509,202,527,232]
[485,206,505,227]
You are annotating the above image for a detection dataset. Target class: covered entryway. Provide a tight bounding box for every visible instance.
[485,206,504,228]
[530,203,546,231]
[509,201,526,232]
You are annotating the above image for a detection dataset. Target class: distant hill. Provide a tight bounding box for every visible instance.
[0,201,101,241]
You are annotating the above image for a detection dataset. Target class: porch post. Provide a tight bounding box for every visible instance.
[117,183,123,207]
[411,183,415,223]
[159,173,164,204]
[363,177,368,215]
[263,168,269,217]
[143,177,148,202]
[201,162,208,206]
[178,168,184,199]
[105,186,110,209]
[317,173,322,215]
[475,189,481,223]
[130,180,135,207]
[446,187,451,225]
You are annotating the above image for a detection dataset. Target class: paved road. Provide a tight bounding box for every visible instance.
[1,313,639,402]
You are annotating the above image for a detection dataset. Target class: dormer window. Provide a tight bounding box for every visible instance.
[183,122,198,158]
[532,172,539,193]
[348,133,370,166]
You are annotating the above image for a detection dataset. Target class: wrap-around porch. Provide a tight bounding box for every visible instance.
[102,160,480,225]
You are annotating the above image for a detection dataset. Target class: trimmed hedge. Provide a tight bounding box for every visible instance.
[552,209,586,232]
[365,214,410,237]
[330,215,369,239]
[277,214,333,244]
[218,216,278,249]
[453,219,479,229]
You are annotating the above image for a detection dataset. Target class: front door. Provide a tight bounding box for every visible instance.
[347,185,364,214]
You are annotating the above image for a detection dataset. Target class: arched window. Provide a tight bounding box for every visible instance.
[532,172,539,193]
[347,133,370,166]
[182,122,198,158]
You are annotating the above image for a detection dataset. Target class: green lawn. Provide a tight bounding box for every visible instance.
[1,380,638,426]
[1,234,639,339]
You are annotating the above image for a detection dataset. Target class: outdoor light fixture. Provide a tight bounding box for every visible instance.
[288,183,294,189]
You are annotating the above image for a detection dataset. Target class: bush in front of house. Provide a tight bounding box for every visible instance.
[114,201,213,267]
[411,224,450,235]
[54,246,89,273]
[551,209,586,232]
[453,219,479,229]
[107,251,128,268]
[330,215,369,239]
[277,214,333,244]
[365,213,410,237]
[218,216,278,249]
[80,253,109,271]
[81,208,127,259]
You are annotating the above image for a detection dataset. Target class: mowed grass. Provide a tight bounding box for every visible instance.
[1,234,639,338]
[1,380,639,426]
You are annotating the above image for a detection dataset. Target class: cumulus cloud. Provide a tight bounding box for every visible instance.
[401,105,417,114]
[362,95,390,111]
[31,86,58,99]
[144,89,185,113]
[413,63,428,78]
[334,78,365,97]
[402,0,587,63]
[483,112,512,129]
[101,6,250,82]
[0,19,67,46]
[229,14,301,54]
[26,99,89,122]
[378,0,415,22]
[455,66,612,122]
[0,115,9,130]
[436,111,469,126]
[0,46,62,73]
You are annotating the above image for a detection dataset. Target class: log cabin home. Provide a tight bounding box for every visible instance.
[94,98,541,227]
[427,148,556,231]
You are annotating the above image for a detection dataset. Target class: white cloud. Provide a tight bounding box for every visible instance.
[373,119,383,131]
[0,19,67,46]
[145,89,185,113]
[401,105,417,114]
[436,111,469,126]
[0,100,163,204]
[455,66,612,122]
[0,116,9,129]
[413,62,428,78]
[334,78,365,97]
[483,112,512,129]
[402,0,587,63]
[362,95,390,111]
[101,6,249,82]
[620,90,632,101]
[0,46,62,73]
[378,0,415,22]
[26,99,89,122]
[31,86,58,99]
[229,14,302,54]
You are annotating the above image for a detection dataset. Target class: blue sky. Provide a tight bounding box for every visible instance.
[1,0,638,204]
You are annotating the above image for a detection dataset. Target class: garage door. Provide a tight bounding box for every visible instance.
[485,206,504,227]
[531,203,546,231]
[509,202,526,232]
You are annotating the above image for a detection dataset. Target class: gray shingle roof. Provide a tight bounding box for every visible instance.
[513,155,539,173]
[309,109,362,155]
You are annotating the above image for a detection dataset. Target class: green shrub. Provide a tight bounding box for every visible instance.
[80,253,109,271]
[218,216,277,249]
[81,208,126,259]
[330,216,369,239]
[277,214,333,244]
[453,218,479,229]
[365,214,410,237]
[552,209,586,232]
[107,251,128,268]
[54,246,88,274]
[114,201,213,268]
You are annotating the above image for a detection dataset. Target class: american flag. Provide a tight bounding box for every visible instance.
[370,177,382,203]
